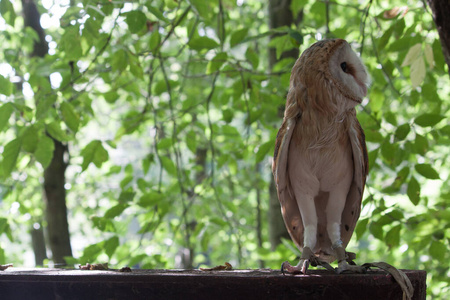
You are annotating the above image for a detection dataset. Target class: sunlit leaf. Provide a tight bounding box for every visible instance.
[429,241,446,261]
[394,123,410,141]
[147,5,169,23]
[401,43,421,67]
[81,140,109,171]
[422,44,434,69]
[126,11,147,34]
[255,141,273,163]
[61,102,80,132]
[2,138,21,177]
[230,28,248,47]
[104,236,119,258]
[104,204,128,219]
[245,47,259,69]
[149,30,161,53]
[0,102,14,132]
[355,218,369,240]
[188,36,219,51]
[21,125,39,153]
[0,75,13,96]
[46,121,70,142]
[160,156,177,176]
[407,176,420,205]
[410,56,425,88]
[34,135,55,169]
[206,52,228,74]
[415,164,440,180]
[414,114,444,127]
[0,0,16,26]
[385,225,401,248]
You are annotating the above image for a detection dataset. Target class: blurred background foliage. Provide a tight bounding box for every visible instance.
[0,0,448,298]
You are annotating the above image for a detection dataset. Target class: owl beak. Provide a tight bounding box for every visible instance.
[356,80,368,98]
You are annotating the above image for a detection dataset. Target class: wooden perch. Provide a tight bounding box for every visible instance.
[0,268,426,300]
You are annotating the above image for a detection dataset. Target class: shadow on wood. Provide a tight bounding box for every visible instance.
[0,268,426,300]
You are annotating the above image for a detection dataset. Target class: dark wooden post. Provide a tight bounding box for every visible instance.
[0,268,426,300]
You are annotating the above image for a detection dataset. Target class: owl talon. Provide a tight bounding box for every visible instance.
[336,261,367,274]
[281,260,309,275]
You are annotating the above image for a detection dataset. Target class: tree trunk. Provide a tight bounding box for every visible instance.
[267,0,302,250]
[44,140,72,264]
[22,0,72,265]
[31,223,47,266]
[427,0,450,76]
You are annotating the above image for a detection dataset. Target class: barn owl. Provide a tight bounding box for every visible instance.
[272,39,370,274]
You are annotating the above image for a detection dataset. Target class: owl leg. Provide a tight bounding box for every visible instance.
[326,192,365,274]
[282,194,318,275]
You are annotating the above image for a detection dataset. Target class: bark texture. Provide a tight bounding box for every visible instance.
[427,0,450,76]
[22,0,72,265]
[44,140,72,264]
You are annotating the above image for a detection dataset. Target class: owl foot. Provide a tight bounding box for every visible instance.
[281,247,316,275]
[281,259,309,275]
[334,245,366,274]
[335,260,367,274]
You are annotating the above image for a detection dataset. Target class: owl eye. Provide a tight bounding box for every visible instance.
[340,62,348,73]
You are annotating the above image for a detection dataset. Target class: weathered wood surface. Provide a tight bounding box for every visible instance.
[0,268,426,300]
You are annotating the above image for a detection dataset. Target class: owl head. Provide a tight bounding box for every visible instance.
[287,39,370,118]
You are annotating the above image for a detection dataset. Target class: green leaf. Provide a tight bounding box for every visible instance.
[111,49,128,72]
[60,25,82,60]
[138,191,161,207]
[189,0,212,19]
[104,203,128,219]
[415,164,440,180]
[0,103,14,132]
[160,156,177,176]
[36,95,57,120]
[34,135,55,169]
[0,0,16,26]
[355,218,369,240]
[81,140,109,171]
[46,121,70,142]
[255,141,273,163]
[410,56,425,88]
[149,30,161,53]
[206,52,228,74]
[407,176,420,205]
[411,134,428,155]
[429,241,446,261]
[60,102,80,132]
[394,123,410,141]
[414,114,445,127]
[126,10,147,34]
[188,36,219,51]
[80,242,103,262]
[424,44,434,69]
[21,125,39,153]
[2,138,21,177]
[385,225,401,248]
[146,5,169,22]
[230,28,248,47]
[401,43,421,67]
[290,0,307,16]
[104,236,119,258]
[369,221,384,240]
[377,24,394,50]
[0,75,13,96]
[245,47,259,69]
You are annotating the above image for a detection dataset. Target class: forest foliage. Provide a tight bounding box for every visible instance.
[0,0,449,298]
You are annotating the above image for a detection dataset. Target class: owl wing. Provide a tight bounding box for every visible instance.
[340,117,369,248]
[273,114,305,252]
